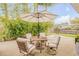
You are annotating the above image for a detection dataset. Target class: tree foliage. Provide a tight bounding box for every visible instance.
[71,18,79,24]
[0,18,52,41]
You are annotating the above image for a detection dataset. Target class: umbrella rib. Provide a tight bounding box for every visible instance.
[43,13,57,16]
[23,15,36,22]
[41,13,54,20]
[41,11,57,16]
[27,16,36,21]
[22,15,32,18]
[22,13,34,18]
[40,16,50,22]
[22,12,57,22]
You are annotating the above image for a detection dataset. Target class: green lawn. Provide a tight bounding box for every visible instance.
[60,34,77,38]
[51,33,79,42]
[51,33,78,38]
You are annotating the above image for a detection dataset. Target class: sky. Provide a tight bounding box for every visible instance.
[0,3,79,24]
[37,3,79,24]
[36,3,79,24]
[48,3,79,24]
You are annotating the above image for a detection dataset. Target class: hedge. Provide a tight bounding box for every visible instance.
[0,18,52,41]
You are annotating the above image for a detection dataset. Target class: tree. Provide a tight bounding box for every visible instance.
[13,3,30,19]
[54,25,60,34]
[71,18,79,24]
[70,18,79,34]
[1,3,8,19]
[38,3,53,11]
[33,3,54,12]
[22,3,30,13]
[33,3,38,12]
[14,4,20,19]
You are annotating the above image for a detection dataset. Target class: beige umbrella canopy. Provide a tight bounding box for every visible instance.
[21,11,57,37]
[21,11,57,22]
[72,4,79,13]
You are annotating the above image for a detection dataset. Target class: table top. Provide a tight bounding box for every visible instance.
[31,36,47,41]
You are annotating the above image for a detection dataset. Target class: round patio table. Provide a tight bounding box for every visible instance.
[31,36,47,53]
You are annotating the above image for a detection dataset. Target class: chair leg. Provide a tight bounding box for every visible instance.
[19,50,28,56]
[46,47,57,55]
[23,54,28,56]
[52,50,56,55]
[28,49,36,56]
[46,46,50,54]
[52,47,58,55]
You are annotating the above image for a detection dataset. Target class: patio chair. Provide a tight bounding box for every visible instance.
[39,32,47,46]
[16,38,36,56]
[26,33,32,43]
[39,32,46,39]
[46,35,61,55]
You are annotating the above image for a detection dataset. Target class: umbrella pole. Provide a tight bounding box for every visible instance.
[38,18,40,38]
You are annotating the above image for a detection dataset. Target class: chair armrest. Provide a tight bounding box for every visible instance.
[28,45,35,53]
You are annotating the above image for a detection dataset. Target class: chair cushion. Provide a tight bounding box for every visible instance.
[17,38,27,43]
[26,38,31,42]
[20,50,28,55]
[46,42,57,48]
[27,44,35,53]
[26,33,32,39]
[27,44,34,49]
[47,35,59,44]
[48,40,58,44]
[40,33,46,37]
[49,44,56,47]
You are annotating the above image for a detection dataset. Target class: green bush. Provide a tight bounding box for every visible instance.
[1,18,28,41]
[29,22,52,36]
[75,35,79,43]
[0,18,52,41]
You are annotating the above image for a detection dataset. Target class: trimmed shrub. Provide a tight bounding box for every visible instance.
[1,18,28,41]
[0,18,52,41]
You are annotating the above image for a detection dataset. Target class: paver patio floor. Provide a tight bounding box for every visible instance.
[75,43,79,55]
[0,36,77,56]
[56,36,77,56]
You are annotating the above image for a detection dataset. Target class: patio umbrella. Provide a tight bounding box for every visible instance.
[72,4,79,13]
[21,11,57,38]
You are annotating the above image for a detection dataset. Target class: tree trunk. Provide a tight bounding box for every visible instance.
[22,3,30,13]
[3,3,8,19]
[34,3,38,13]
[14,4,20,19]
[45,3,48,11]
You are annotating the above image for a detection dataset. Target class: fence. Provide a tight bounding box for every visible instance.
[60,29,79,34]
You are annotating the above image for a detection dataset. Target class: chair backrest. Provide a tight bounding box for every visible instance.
[47,35,61,48]
[47,35,59,43]
[40,33,46,38]
[16,38,28,52]
[56,36,61,48]
[26,33,32,39]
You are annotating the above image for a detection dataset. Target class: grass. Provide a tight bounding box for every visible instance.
[60,34,77,38]
[50,33,77,38]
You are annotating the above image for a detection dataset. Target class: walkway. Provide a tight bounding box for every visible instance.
[75,43,79,55]
[56,36,77,56]
[0,41,21,56]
